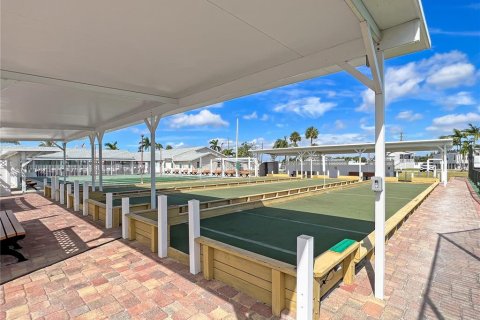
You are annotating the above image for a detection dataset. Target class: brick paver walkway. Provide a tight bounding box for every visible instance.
[1,179,478,319]
[0,193,120,283]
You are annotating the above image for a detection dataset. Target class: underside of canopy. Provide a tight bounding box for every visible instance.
[1,0,430,141]
[253,139,453,156]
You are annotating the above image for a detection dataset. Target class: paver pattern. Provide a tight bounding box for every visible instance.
[0,194,120,282]
[1,178,478,319]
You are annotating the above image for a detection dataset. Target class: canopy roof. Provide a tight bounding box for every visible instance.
[253,139,453,156]
[1,0,430,142]
[0,146,60,160]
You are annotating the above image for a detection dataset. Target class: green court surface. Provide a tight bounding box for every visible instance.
[169,182,431,265]
[110,178,341,207]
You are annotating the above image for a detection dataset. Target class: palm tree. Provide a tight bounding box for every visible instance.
[273,137,289,165]
[105,141,119,150]
[39,141,56,147]
[222,148,234,157]
[155,143,163,150]
[289,131,301,147]
[465,123,480,149]
[166,145,173,150]
[138,136,151,152]
[305,126,319,146]
[209,139,221,151]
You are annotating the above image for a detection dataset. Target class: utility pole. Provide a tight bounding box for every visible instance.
[399,130,404,141]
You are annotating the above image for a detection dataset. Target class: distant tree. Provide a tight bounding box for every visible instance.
[273,137,289,164]
[39,141,57,147]
[138,136,150,152]
[305,126,319,146]
[155,143,163,150]
[209,139,221,151]
[237,142,254,157]
[105,141,119,150]
[465,123,480,149]
[222,148,234,157]
[289,131,301,147]
[165,145,173,150]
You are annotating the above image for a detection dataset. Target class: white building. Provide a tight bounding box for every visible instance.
[386,151,416,169]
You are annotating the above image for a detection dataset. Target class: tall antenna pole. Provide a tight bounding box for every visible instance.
[235,117,239,177]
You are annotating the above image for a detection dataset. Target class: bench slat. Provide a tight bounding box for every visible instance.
[0,221,6,240]
[6,210,25,236]
[0,211,16,238]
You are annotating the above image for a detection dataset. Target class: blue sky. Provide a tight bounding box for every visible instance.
[43,1,480,151]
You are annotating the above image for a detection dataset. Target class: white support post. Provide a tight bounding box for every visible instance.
[21,178,26,194]
[157,195,168,258]
[83,181,89,216]
[443,145,448,186]
[62,142,67,184]
[145,115,161,209]
[255,158,259,177]
[89,134,96,191]
[300,158,304,179]
[310,157,313,179]
[188,199,201,274]
[373,49,386,300]
[97,131,104,191]
[74,180,80,211]
[60,183,65,205]
[210,159,213,176]
[50,176,56,200]
[55,177,60,201]
[66,184,72,208]
[106,193,113,229]
[296,235,314,320]
[43,178,48,195]
[221,159,225,177]
[121,197,129,239]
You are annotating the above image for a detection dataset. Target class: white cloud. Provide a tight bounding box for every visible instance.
[426,112,480,133]
[166,142,185,148]
[360,123,375,133]
[260,114,269,121]
[130,127,149,135]
[427,63,476,88]
[441,91,476,109]
[335,120,346,130]
[169,110,229,128]
[243,111,258,120]
[274,97,336,118]
[429,28,480,37]
[396,110,423,121]
[356,51,477,112]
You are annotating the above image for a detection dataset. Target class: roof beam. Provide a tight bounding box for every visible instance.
[338,62,375,91]
[345,0,381,42]
[360,21,382,93]
[1,70,178,105]
[0,122,95,131]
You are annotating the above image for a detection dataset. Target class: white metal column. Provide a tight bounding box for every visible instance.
[145,115,161,209]
[443,145,448,186]
[88,134,96,190]
[97,131,104,191]
[373,49,386,300]
[62,142,67,184]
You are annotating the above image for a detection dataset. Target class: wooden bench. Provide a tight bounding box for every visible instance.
[0,210,27,262]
